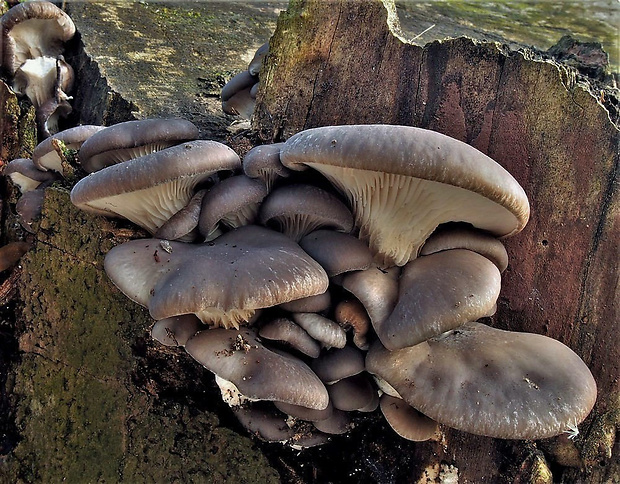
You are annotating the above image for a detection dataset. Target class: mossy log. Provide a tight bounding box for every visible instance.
[254,0,619,482]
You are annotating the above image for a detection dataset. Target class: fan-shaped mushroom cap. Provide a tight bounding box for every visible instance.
[311,345,365,384]
[1,0,75,75]
[151,314,202,347]
[221,70,257,103]
[279,289,331,313]
[154,189,206,242]
[313,408,353,435]
[185,328,329,409]
[198,175,267,240]
[233,402,330,447]
[248,41,269,76]
[222,87,255,119]
[78,118,200,173]
[366,322,597,439]
[104,225,329,328]
[341,266,400,329]
[292,313,347,349]
[300,230,373,277]
[71,140,240,234]
[380,394,439,442]
[242,142,289,192]
[259,317,321,358]
[3,158,59,192]
[377,249,501,350]
[421,225,509,272]
[281,125,530,267]
[33,124,104,174]
[259,184,354,242]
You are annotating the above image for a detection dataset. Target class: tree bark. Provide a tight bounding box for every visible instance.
[254,1,619,482]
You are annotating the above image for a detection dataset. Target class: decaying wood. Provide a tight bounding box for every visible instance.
[255,0,619,482]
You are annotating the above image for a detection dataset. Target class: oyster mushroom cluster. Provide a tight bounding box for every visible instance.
[44,119,595,447]
[221,41,268,119]
[1,0,76,137]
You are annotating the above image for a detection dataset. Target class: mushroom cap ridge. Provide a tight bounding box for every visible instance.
[280,125,530,265]
[366,322,597,440]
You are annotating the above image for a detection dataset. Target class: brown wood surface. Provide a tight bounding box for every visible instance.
[254,1,619,482]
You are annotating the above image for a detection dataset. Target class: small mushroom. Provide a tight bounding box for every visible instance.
[242,142,289,192]
[312,408,353,435]
[292,312,347,349]
[150,314,202,347]
[380,394,439,442]
[327,373,377,412]
[154,189,207,242]
[248,41,269,76]
[299,230,373,277]
[78,118,200,173]
[0,241,31,272]
[221,70,257,119]
[334,299,372,350]
[259,317,321,358]
[259,184,354,242]
[311,345,365,384]
[3,158,60,192]
[366,322,597,440]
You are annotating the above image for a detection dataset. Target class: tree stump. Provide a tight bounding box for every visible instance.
[254,0,619,482]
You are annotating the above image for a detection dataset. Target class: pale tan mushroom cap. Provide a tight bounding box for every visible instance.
[366,322,597,439]
[281,125,530,266]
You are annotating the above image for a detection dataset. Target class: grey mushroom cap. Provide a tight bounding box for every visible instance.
[259,317,321,358]
[198,175,267,240]
[242,142,289,192]
[280,125,530,266]
[421,225,509,272]
[248,41,269,76]
[185,328,329,410]
[1,0,76,75]
[154,189,206,242]
[327,373,377,412]
[222,87,255,119]
[291,313,347,349]
[3,158,60,192]
[312,408,353,435]
[300,230,373,277]
[259,184,354,242]
[16,188,46,233]
[366,322,598,440]
[151,314,202,347]
[377,249,501,350]
[33,124,105,173]
[78,118,200,173]
[233,402,330,448]
[103,225,329,328]
[71,140,240,234]
[380,394,439,442]
[221,70,257,102]
[274,400,334,422]
[311,345,365,384]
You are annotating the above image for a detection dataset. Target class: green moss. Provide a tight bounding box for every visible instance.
[7,188,279,482]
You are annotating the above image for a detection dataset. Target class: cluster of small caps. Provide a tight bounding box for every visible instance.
[220,42,268,120]
[22,118,592,448]
[1,0,76,137]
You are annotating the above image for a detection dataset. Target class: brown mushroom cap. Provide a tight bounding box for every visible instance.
[259,184,354,242]
[71,140,240,234]
[334,299,371,350]
[198,175,267,240]
[1,0,76,75]
[0,241,31,272]
[420,225,509,272]
[33,124,104,173]
[78,118,200,173]
[366,322,598,439]
[185,328,329,410]
[280,125,530,266]
[380,394,439,442]
[299,230,373,277]
[377,249,501,350]
[104,225,329,328]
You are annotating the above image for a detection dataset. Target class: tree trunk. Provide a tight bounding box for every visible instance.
[254,0,619,482]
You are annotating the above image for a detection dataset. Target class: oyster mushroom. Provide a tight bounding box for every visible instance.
[242,142,289,192]
[280,125,530,266]
[366,322,597,440]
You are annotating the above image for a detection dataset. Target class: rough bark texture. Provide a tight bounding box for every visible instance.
[254,0,619,482]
